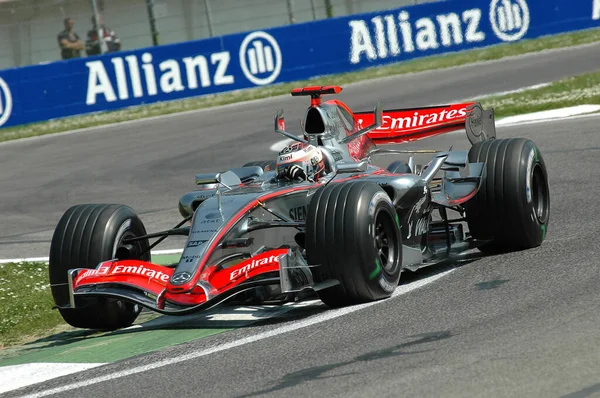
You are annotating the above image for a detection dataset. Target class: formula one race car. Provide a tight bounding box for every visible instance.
[49,85,550,330]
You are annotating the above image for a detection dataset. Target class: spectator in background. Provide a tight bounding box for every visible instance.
[57,17,84,59]
[86,15,121,56]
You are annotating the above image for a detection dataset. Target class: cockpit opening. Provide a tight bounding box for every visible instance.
[304,107,325,135]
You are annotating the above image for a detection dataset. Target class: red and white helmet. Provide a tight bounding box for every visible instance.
[276,142,326,181]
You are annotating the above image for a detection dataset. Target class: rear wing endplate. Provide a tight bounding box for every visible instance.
[465,103,496,145]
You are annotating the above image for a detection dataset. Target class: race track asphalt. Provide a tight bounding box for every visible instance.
[2,42,600,259]
[9,113,600,398]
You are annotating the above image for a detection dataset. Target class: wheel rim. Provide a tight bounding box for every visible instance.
[531,164,549,224]
[114,230,148,261]
[374,209,398,274]
[112,230,144,314]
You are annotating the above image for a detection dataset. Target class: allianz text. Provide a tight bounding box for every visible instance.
[86,51,233,105]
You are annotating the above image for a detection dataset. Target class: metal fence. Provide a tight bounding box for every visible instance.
[0,0,441,71]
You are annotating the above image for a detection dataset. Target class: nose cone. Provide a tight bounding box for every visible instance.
[167,189,264,292]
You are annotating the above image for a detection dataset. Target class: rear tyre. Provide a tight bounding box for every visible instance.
[49,204,150,330]
[306,181,402,308]
[464,138,550,252]
[242,160,277,172]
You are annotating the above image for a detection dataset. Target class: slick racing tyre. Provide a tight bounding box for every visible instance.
[49,204,150,330]
[306,181,402,308]
[464,138,550,252]
[242,160,277,172]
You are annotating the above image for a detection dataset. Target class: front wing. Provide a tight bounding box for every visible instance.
[65,248,331,315]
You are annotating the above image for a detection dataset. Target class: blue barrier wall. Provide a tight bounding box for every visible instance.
[0,0,599,129]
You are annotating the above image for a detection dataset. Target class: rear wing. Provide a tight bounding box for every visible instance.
[356,102,496,145]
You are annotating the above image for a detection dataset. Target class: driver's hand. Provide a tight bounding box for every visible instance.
[280,164,307,181]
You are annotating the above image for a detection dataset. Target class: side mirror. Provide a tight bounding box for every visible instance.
[274,109,308,144]
[336,160,369,173]
[195,170,241,188]
[195,172,220,185]
[340,101,383,144]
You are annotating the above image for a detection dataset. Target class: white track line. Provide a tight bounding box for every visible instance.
[149,249,184,255]
[0,256,51,264]
[0,249,184,265]
[17,269,454,398]
[0,363,105,395]
[2,303,307,393]
[459,82,551,101]
[496,105,600,125]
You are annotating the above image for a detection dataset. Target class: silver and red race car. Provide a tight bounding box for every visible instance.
[49,86,550,330]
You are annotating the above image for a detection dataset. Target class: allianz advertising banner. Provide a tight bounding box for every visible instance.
[0,0,599,129]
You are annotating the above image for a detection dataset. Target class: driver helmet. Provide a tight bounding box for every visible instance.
[276,142,326,181]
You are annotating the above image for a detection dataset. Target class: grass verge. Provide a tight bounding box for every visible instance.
[0,260,167,349]
[1,28,600,142]
[478,70,600,116]
[0,262,63,348]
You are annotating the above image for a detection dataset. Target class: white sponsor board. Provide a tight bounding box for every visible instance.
[86,31,282,105]
[349,0,531,64]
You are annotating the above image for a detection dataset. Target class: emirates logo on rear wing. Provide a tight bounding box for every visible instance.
[355,102,483,144]
[357,103,472,132]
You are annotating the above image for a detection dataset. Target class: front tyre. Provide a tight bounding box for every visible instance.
[49,204,150,330]
[465,138,550,252]
[306,181,402,308]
